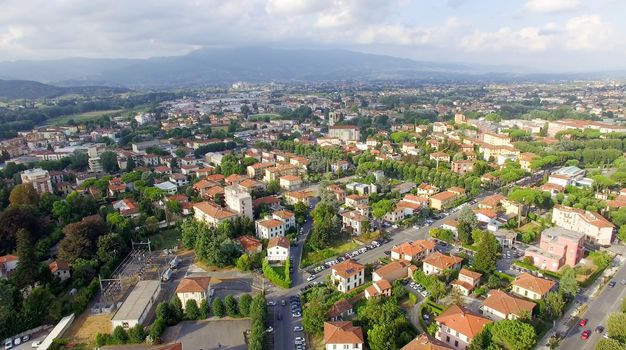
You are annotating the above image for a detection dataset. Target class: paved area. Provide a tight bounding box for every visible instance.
[162,319,251,350]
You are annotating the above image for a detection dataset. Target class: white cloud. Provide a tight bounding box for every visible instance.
[265,0,331,16]
[524,0,581,14]
[462,26,555,52]
[354,17,463,46]
[563,14,614,51]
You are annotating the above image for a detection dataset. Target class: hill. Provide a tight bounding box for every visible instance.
[0,79,130,100]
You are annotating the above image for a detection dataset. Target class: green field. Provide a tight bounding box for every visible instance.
[148,228,181,250]
[301,238,360,268]
[45,109,123,125]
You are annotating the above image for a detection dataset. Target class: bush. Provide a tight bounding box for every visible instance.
[225,295,239,317]
[149,318,166,341]
[185,299,200,320]
[262,259,290,288]
[128,324,146,343]
[111,326,128,344]
[239,294,252,316]
[199,299,209,319]
[212,298,225,317]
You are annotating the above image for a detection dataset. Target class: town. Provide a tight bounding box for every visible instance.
[2,80,626,350]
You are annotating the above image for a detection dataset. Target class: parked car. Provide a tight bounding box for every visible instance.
[13,339,20,346]
[609,281,617,288]
[596,326,604,333]
[4,339,12,350]
[307,274,317,282]
[21,336,29,343]
[581,330,591,340]
[267,300,276,306]
[579,318,588,327]
[292,312,302,317]
[31,341,41,348]
[294,326,304,332]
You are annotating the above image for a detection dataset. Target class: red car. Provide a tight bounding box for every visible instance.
[579,319,588,327]
[581,330,591,340]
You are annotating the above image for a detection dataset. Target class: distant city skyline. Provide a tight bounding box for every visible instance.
[1,0,625,72]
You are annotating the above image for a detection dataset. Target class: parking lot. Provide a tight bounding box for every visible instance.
[162,318,251,350]
[4,328,49,350]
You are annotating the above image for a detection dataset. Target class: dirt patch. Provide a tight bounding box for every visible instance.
[64,311,112,344]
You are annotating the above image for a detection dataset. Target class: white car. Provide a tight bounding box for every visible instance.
[294,326,304,332]
[267,301,277,306]
[307,274,317,282]
[266,326,274,333]
[295,337,306,343]
[5,340,12,350]
[31,341,42,348]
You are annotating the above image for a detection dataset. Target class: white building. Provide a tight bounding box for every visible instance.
[331,260,365,293]
[225,184,254,220]
[176,277,215,310]
[20,168,53,194]
[267,237,290,262]
[111,280,161,329]
[552,205,615,245]
[272,210,296,231]
[255,219,286,239]
[324,322,364,350]
[155,181,178,195]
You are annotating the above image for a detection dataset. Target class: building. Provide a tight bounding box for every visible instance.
[417,184,439,196]
[481,290,536,321]
[423,252,463,275]
[255,218,286,239]
[547,119,626,137]
[451,160,474,175]
[49,261,71,281]
[451,268,482,296]
[267,236,290,262]
[331,259,365,293]
[20,168,53,194]
[193,201,238,227]
[364,279,392,299]
[435,305,492,350]
[236,235,262,255]
[429,191,459,210]
[345,194,369,208]
[154,181,178,195]
[523,227,584,272]
[552,205,615,245]
[511,273,556,300]
[224,184,253,220]
[323,321,364,350]
[279,175,302,191]
[112,198,140,218]
[111,280,161,329]
[0,254,18,278]
[372,260,415,283]
[482,132,511,146]
[284,190,315,206]
[401,334,452,350]
[391,239,435,262]
[341,210,369,235]
[494,229,517,248]
[272,209,296,230]
[328,299,354,321]
[328,125,360,143]
[176,277,215,310]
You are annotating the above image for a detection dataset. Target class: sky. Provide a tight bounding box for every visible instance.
[0,0,625,72]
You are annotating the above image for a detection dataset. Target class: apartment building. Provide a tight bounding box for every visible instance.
[552,205,615,245]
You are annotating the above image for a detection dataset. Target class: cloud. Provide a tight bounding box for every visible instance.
[563,14,614,51]
[524,0,581,14]
[265,0,331,16]
[461,26,555,52]
[354,17,464,46]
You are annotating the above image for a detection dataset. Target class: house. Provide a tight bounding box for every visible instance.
[511,273,556,300]
[429,191,459,210]
[236,235,262,255]
[451,268,482,296]
[169,173,189,187]
[478,194,505,210]
[49,261,71,281]
[375,256,411,277]
[430,152,451,163]
[323,321,364,350]
[474,208,498,223]
[451,160,474,175]
[364,279,392,299]
[401,334,452,350]
[441,220,459,236]
[239,178,266,193]
[255,218,286,239]
[493,229,517,248]
[225,174,247,186]
[224,184,253,220]
[112,280,161,329]
[155,181,178,195]
[193,179,218,198]
[331,259,365,293]
[328,125,360,143]
[404,194,431,207]
[193,201,238,227]
[482,132,511,147]
[264,163,299,182]
[345,194,369,208]
[523,227,584,272]
[267,236,290,262]
[246,162,275,179]
[346,182,377,195]
[328,299,354,321]
[272,209,296,230]
[20,168,53,194]
[435,305,492,350]
[481,290,536,320]
[279,175,302,191]
[422,252,463,275]
[0,254,18,278]
[328,185,347,202]
[341,210,369,235]
[112,198,140,218]
[519,153,537,171]
[552,205,615,245]
[391,239,436,262]
[540,183,565,196]
[176,277,216,310]
[284,190,315,206]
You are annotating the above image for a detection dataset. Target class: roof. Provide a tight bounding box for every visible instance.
[49,261,70,273]
[327,299,353,318]
[253,195,281,208]
[193,201,238,220]
[341,210,368,222]
[0,254,19,265]
[332,259,365,279]
[392,239,435,258]
[400,334,452,350]
[257,218,285,229]
[423,252,463,270]
[436,305,492,338]
[475,208,498,219]
[512,272,556,295]
[193,179,216,190]
[459,268,482,281]
[480,194,505,207]
[273,209,295,220]
[237,235,262,253]
[374,260,411,279]
[430,191,457,202]
[176,277,215,293]
[112,281,161,322]
[442,219,459,228]
[483,290,536,317]
[268,236,290,249]
[323,322,364,345]
[451,279,474,292]
[554,205,615,229]
[280,175,301,182]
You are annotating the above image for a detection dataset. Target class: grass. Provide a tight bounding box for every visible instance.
[148,228,181,250]
[301,238,360,268]
[45,109,123,125]
[271,264,286,276]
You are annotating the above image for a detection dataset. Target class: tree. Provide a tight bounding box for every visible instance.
[100,151,119,173]
[302,301,327,335]
[266,180,281,194]
[52,200,72,225]
[20,286,58,328]
[9,183,40,207]
[596,338,626,350]
[127,323,145,343]
[309,202,340,250]
[293,202,308,225]
[58,216,108,263]
[608,313,626,343]
[111,326,128,344]
[469,325,493,350]
[144,216,159,234]
[490,319,537,350]
[371,199,394,219]
[199,299,209,319]
[236,253,251,271]
[212,298,225,317]
[473,231,499,274]
[181,219,206,249]
[368,324,398,350]
[225,295,238,317]
[558,266,578,298]
[457,206,478,245]
[184,299,200,320]
[12,229,38,288]
[170,296,183,324]
[239,294,252,317]
[96,233,126,265]
[541,292,565,321]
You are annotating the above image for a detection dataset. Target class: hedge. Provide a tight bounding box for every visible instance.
[262,259,290,289]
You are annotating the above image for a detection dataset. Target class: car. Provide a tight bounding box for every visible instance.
[12,339,20,347]
[622,280,626,285]
[31,341,42,348]
[579,318,588,327]
[281,299,286,306]
[609,281,617,288]
[294,326,304,332]
[266,326,274,333]
[292,312,302,317]
[4,339,12,350]
[295,337,306,343]
[581,330,591,340]
[596,326,605,333]
[267,300,276,306]
[21,336,29,343]
[307,274,317,282]
[423,314,430,321]
[604,331,610,339]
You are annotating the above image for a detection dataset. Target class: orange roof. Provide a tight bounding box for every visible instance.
[475,208,498,219]
[436,305,492,338]
[280,175,301,182]
[459,268,482,281]
[430,191,457,202]
[273,209,295,220]
[346,194,368,201]
[193,201,238,220]
[49,260,70,273]
[226,174,247,183]
[423,252,463,270]
[324,322,364,345]
[328,299,353,318]
[206,185,225,197]
[206,174,225,182]
[193,179,216,190]
[0,255,18,264]
[268,236,290,249]
[374,260,411,279]
[400,334,452,350]
[442,219,459,228]
[448,186,466,195]
[237,235,262,253]
[479,194,505,207]
[483,290,536,317]
[554,205,615,229]
[286,190,314,199]
[512,273,556,296]
[392,240,435,258]
[332,259,364,279]
[239,178,263,189]
[176,277,216,293]
[257,218,285,229]
[451,279,474,292]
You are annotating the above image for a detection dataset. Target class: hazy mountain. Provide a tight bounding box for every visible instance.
[0,79,130,100]
[0,47,618,88]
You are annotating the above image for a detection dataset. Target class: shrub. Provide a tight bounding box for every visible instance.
[184,299,200,320]
[225,295,239,317]
[239,294,252,316]
[212,298,225,317]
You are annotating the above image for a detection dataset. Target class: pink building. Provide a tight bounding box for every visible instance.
[524,227,584,272]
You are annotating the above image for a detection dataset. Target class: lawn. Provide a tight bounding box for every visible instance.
[148,228,181,250]
[301,238,360,268]
[45,109,123,125]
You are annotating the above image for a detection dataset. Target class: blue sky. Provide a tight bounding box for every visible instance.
[0,0,624,72]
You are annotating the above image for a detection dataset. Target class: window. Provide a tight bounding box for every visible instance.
[446,336,450,343]
[455,340,458,347]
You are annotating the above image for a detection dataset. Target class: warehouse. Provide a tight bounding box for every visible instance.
[111,280,161,329]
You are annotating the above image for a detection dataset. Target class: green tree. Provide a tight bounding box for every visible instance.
[52,200,72,225]
[596,338,626,350]
[96,233,126,265]
[225,295,238,317]
[266,180,281,194]
[368,324,398,350]
[236,253,252,271]
[542,292,565,321]
[608,313,626,343]
[212,298,225,317]
[127,323,145,343]
[294,202,308,225]
[371,199,394,219]
[12,229,38,288]
[199,299,209,319]
[457,205,477,245]
[111,325,128,344]
[309,202,340,250]
[473,230,499,274]
[469,325,494,350]
[100,151,119,173]
[302,301,327,335]
[170,296,183,324]
[184,299,200,320]
[558,266,579,298]
[490,319,537,350]
[9,183,40,207]
[239,294,252,316]
[20,286,58,328]
[144,216,159,234]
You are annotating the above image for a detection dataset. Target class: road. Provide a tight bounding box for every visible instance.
[557,262,626,350]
